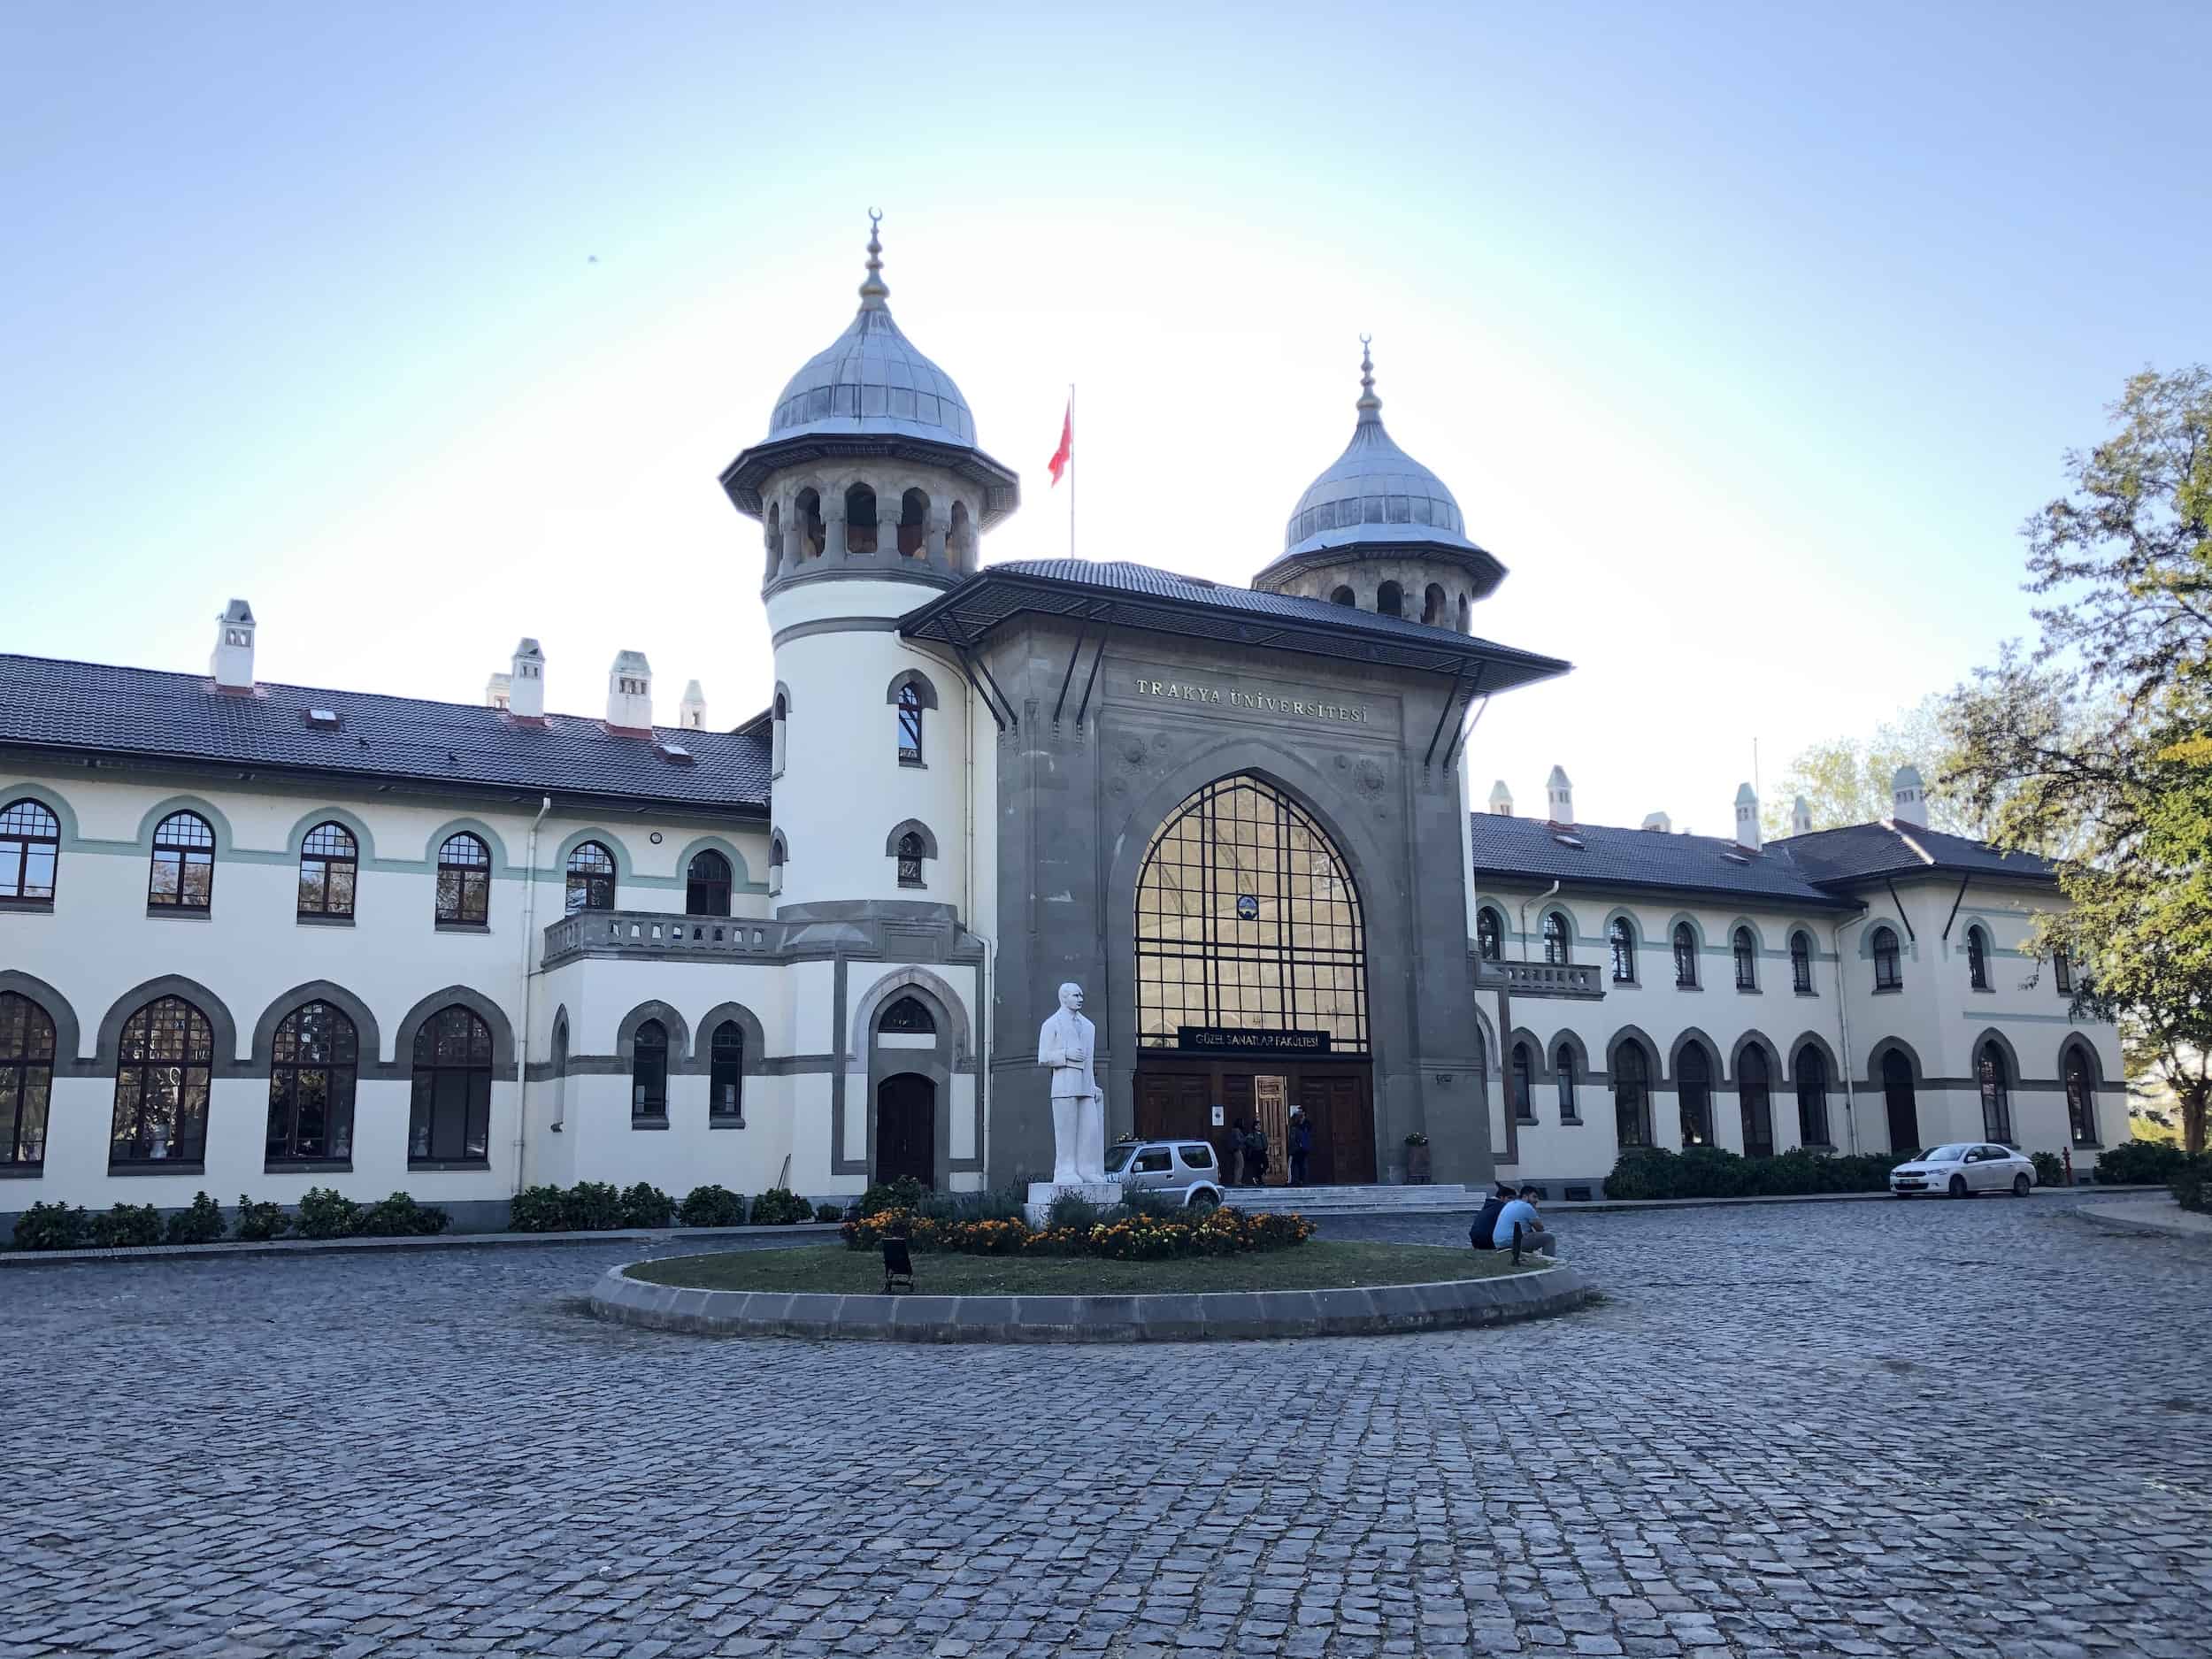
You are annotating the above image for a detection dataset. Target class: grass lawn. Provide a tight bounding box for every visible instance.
[624,1240,1539,1296]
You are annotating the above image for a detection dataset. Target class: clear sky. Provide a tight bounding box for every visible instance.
[4,2,2206,833]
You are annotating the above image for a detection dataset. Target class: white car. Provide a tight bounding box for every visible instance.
[1102,1139,1225,1210]
[1891,1142,2037,1199]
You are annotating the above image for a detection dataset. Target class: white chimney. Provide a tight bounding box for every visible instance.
[1892,764,1927,828]
[1487,780,1515,817]
[606,649,653,731]
[1734,782,1761,849]
[1545,764,1574,825]
[1792,795,1813,836]
[679,680,707,731]
[508,639,545,720]
[211,598,256,692]
[485,672,511,710]
[1640,810,1672,833]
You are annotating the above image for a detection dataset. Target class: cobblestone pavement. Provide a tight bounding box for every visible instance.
[4,1198,2208,1658]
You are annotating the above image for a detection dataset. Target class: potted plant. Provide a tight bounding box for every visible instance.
[1403,1131,1432,1185]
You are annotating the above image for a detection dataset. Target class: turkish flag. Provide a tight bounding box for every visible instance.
[1048,400,1071,486]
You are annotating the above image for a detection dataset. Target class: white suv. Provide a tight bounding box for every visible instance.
[1103,1140,1225,1210]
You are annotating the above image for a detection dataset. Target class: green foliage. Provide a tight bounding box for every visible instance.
[2030,1151,2067,1189]
[165,1192,227,1245]
[812,1201,845,1222]
[2093,1140,2196,1185]
[12,1199,89,1251]
[1763,694,1984,840]
[676,1184,747,1226]
[508,1184,571,1232]
[858,1177,925,1217]
[294,1186,361,1240]
[1115,1184,1180,1220]
[841,1205,1313,1259]
[747,1187,813,1225]
[1601,1145,1901,1201]
[617,1182,676,1228]
[90,1202,163,1248]
[1047,1193,1103,1230]
[235,1194,290,1241]
[354,1193,450,1237]
[562,1182,626,1230]
[2174,1163,2210,1214]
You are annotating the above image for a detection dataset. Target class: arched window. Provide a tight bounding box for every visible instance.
[1790,931,1813,995]
[631,1019,667,1121]
[895,830,926,889]
[898,487,929,557]
[1678,1044,1713,1147]
[111,995,213,1165]
[265,1000,357,1164]
[880,995,936,1035]
[2052,947,2074,995]
[0,798,60,904]
[897,682,925,765]
[1542,911,1571,965]
[0,991,55,1167]
[764,501,781,577]
[1555,1046,1578,1121]
[1794,1045,1831,1147]
[1329,585,1355,606]
[1977,1041,2014,1142]
[1738,1047,1774,1157]
[148,810,215,911]
[1871,926,1902,991]
[795,488,825,558]
[1376,580,1403,618]
[771,687,789,778]
[1614,1041,1652,1148]
[1672,923,1698,987]
[686,849,732,917]
[550,1014,568,1125]
[565,841,616,913]
[409,1005,493,1164]
[843,483,879,554]
[710,1019,745,1123]
[1608,917,1636,983]
[1421,583,1446,626]
[1732,926,1756,991]
[1455,593,1471,634]
[1510,1041,1536,1122]
[1967,925,1991,991]
[2063,1044,2097,1145]
[436,832,491,926]
[948,499,972,564]
[296,822,358,919]
[1477,908,1503,962]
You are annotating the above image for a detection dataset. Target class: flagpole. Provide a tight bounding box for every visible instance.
[1068,381,1076,560]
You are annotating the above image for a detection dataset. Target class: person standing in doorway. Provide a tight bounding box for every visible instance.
[1222,1118,1248,1187]
[1243,1120,1270,1186]
[1287,1110,1313,1186]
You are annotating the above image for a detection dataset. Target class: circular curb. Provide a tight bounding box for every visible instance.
[588,1258,1599,1342]
[2070,1201,2212,1244]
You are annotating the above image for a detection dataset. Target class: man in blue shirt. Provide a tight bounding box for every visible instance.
[1491,1191,1555,1258]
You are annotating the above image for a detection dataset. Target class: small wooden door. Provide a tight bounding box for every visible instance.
[1298,1073,1375,1185]
[876,1073,935,1188]
[1882,1051,1919,1154]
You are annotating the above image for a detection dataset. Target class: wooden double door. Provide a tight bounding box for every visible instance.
[1133,1062,1376,1186]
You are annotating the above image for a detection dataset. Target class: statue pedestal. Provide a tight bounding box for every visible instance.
[1024,1181,1123,1227]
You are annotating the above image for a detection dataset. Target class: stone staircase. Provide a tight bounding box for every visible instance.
[1221,1183,1479,1215]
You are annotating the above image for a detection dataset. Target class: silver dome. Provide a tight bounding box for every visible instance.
[764,215,977,449]
[1282,344,1476,557]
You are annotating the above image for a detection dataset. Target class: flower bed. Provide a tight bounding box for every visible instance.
[840,1205,1314,1261]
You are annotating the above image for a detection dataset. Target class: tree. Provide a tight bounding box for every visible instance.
[1945,365,2212,1152]
[1762,694,1984,839]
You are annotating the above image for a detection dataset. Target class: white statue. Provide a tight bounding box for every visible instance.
[1037,980,1107,1185]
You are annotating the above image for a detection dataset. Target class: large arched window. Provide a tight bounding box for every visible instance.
[1732,927,1757,991]
[296,822,358,919]
[1790,931,1814,995]
[1678,1044,1714,1147]
[1614,1041,1652,1148]
[1376,580,1403,618]
[896,682,925,765]
[0,991,55,1167]
[686,849,732,917]
[2062,1044,2097,1146]
[436,832,491,926]
[1542,910,1571,965]
[1977,1041,2014,1142]
[1871,926,1902,991]
[844,483,879,554]
[1555,1044,1578,1122]
[148,810,215,911]
[1794,1044,1831,1147]
[1510,1041,1536,1122]
[1477,907,1503,962]
[1672,923,1699,988]
[1608,917,1636,984]
[631,1019,667,1121]
[1738,1047,1774,1157]
[266,1000,357,1164]
[1135,773,1368,1053]
[0,798,60,904]
[710,1019,745,1123]
[1966,925,1992,991]
[565,841,616,913]
[111,995,213,1165]
[409,1005,493,1164]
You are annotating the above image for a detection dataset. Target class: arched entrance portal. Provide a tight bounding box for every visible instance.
[875,1073,935,1188]
[1132,773,1375,1184]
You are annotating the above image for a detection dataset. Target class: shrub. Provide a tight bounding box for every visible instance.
[355,1192,450,1237]
[295,1186,361,1240]
[2094,1141,2193,1185]
[165,1191,227,1245]
[748,1187,812,1225]
[812,1201,845,1222]
[1048,1193,1103,1230]
[858,1177,924,1217]
[235,1195,291,1241]
[563,1181,626,1230]
[2030,1151,2067,1189]
[509,1184,571,1232]
[90,1202,164,1248]
[1116,1184,1180,1220]
[12,1199,89,1251]
[618,1182,677,1228]
[840,1204,1314,1260]
[1602,1145,1900,1201]
[677,1185,746,1226]
[2174,1163,2210,1215]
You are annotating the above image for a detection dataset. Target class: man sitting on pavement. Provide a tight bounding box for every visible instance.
[1468,1183,1517,1251]
[1491,1187,1555,1258]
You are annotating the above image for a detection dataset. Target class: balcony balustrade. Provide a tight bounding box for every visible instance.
[1472,958,1607,1001]
[543,910,786,967]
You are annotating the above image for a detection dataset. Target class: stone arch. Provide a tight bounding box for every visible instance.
[1601,908,1642,981]
[1729,1028,1782,1087]
[773,680,794,716]
[249,980,387,1071]
[849,965,973,1067]
[134,795,235,854]
[1604,1023,1659,1083]
[2058,1034,2103,1086]
[0,970,83,1070]
[688,1001,768,1076]
[424,818,511,874]
[0,780,81,843]
[884,818,940,859]
[1967,1025,2024,1084]
[394,985,517,1072]
[1376,580,1404,618]
[1862,1033,1924,1087]
[1784,1028,1840,1085]
[1475,901,1511,960]
[554,826,634,882]
[674,833,757,893]
[1330,584,1356,605]
[1669,1025,1724,1082]
[1469,1003,1500,1078]
[1724,915,1769,952]
[885,667,940,710]
[96,975,243,1073]
[283,806,379,863]
[1538,902,1579,961]
[614,999,691,1065]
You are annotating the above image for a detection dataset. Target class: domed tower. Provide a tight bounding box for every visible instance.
[719,214,1018,915]
[1252,339,1506,634]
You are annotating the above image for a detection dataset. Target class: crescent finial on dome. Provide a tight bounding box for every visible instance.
[1356,334,1382,421]
[859,208,889,311]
